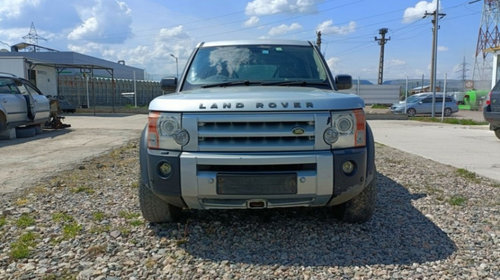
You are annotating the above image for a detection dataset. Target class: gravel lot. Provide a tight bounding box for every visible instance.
[0,141,498,279]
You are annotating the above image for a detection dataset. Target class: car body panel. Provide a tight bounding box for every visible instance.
[391,92,459,115]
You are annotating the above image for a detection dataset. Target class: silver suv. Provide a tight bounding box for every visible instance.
[139,40,376,223]
[0,73,50,134]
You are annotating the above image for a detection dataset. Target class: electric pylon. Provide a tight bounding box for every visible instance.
[473,0,500,82]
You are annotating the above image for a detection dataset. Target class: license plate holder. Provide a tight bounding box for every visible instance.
[216,173,297,195]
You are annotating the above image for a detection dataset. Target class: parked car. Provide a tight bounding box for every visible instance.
[483,81,500,140]
[0,73,50,132]
[390,92,459,117]
[57,97,77,113]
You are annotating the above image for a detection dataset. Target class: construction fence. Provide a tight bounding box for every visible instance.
[57,76,167,108]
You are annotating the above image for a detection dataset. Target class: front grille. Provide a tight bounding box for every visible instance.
[188,112,328,152]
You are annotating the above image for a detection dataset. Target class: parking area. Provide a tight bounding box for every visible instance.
[1,112,498,195]
[0,114,147,194]
[369,119,500,182]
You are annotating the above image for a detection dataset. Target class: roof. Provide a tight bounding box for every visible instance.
[200,40,312,48]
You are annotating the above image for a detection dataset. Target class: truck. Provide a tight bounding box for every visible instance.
[139,40,376,223]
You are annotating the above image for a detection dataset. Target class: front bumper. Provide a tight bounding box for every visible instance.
[145,148,369,210]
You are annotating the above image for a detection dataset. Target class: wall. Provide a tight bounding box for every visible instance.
[58,76,167,107]
[0,57,25,77]
[34,65,57,95]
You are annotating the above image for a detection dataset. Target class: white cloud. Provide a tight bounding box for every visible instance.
[438,46,448,51]
[326,57,340,71]
[244,16,260,27]
[68,0,132,44]
[403,0,437,24]
[316,20,356,35]
[245,0,322,16]
[389,59,406,66]
[268,23,302,36]
[0,0,40,19]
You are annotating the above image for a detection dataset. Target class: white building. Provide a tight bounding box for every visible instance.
[0,42,144,96]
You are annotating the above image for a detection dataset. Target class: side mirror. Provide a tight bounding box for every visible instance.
[335,74,352,90]
[160,77,177,92]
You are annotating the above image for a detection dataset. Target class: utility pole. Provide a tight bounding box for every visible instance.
[316,31,322,51]
[374,28,390,85]
[424,0,445,117]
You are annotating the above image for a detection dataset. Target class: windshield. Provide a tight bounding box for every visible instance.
[182,44,331,90]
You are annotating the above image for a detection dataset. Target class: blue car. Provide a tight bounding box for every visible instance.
[391,92,459,117]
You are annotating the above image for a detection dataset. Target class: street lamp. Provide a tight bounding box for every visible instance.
[170,53,178,79]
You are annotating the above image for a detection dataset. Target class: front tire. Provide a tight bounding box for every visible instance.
[333,178,376,223]
[407,108,416,117]
[139,178,181,223]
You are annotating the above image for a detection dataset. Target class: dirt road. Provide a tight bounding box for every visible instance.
[0,114,147,194]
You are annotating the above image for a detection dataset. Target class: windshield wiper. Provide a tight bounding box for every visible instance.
[201,80,262,88]
[262,80,330,87]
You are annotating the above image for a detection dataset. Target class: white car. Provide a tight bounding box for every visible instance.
[0,73,50,133]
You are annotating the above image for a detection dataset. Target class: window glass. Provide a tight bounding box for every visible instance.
[24,83,42,96]
[0,78,19,94]
[183,45,329,90]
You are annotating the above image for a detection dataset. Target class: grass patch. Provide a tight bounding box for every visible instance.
[410,117,488,125]
[448,195,467,206]
[15,198,29,206]
[90,225,111,234]
[92,211,106,222]
[0,216,6,228]
[71,186,95,194]
[456,168,481,183]
[16,214,35,228]
[129,219,143,227]
[52,212,74,223]
[371,104,390,109]
[10,232,38,260]
[62,222,82,239]
[119,211,141,220]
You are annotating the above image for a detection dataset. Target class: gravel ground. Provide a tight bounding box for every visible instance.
[0,141,498,279]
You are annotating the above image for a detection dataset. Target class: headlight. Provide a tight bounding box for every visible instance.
[324,110,365,149]
[159,116,180,136]
[147,112,190,150]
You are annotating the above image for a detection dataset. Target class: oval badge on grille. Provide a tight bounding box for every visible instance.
[292,127,305,135]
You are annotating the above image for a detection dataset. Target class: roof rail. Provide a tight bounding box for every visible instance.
[0,72,17,77]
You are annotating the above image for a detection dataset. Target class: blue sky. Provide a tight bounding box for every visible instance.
[0,0,484,81]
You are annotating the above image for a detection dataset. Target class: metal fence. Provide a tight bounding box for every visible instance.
[57,76,166,108]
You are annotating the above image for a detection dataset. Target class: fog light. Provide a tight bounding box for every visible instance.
[342,161,355,175]
[158,162,172,177]
[323,127,339,144]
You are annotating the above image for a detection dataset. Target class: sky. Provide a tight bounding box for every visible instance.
[0,0,486,82]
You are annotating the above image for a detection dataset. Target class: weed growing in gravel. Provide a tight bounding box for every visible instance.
[448,195,467,206]
[10,231,38,259]
[52,212,74,223]
[90,225,111,234]
[410,117,488,125]
[119,210,141,220]
[63,222,82,239]
[0,216,6,228]
[71,186,95,194]
[16,214,35,228]
[119,226,131,237]
[456,168,481,183]
[15,198,29,206]
[129,219,143,227]
[92,211,107,222]
[130,181,139,188]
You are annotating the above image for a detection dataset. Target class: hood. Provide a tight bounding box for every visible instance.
[149,86,364,112]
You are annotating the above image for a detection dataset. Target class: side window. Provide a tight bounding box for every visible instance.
[24,83,42,97]
[16,83,30,95]
[422,97,433,103]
